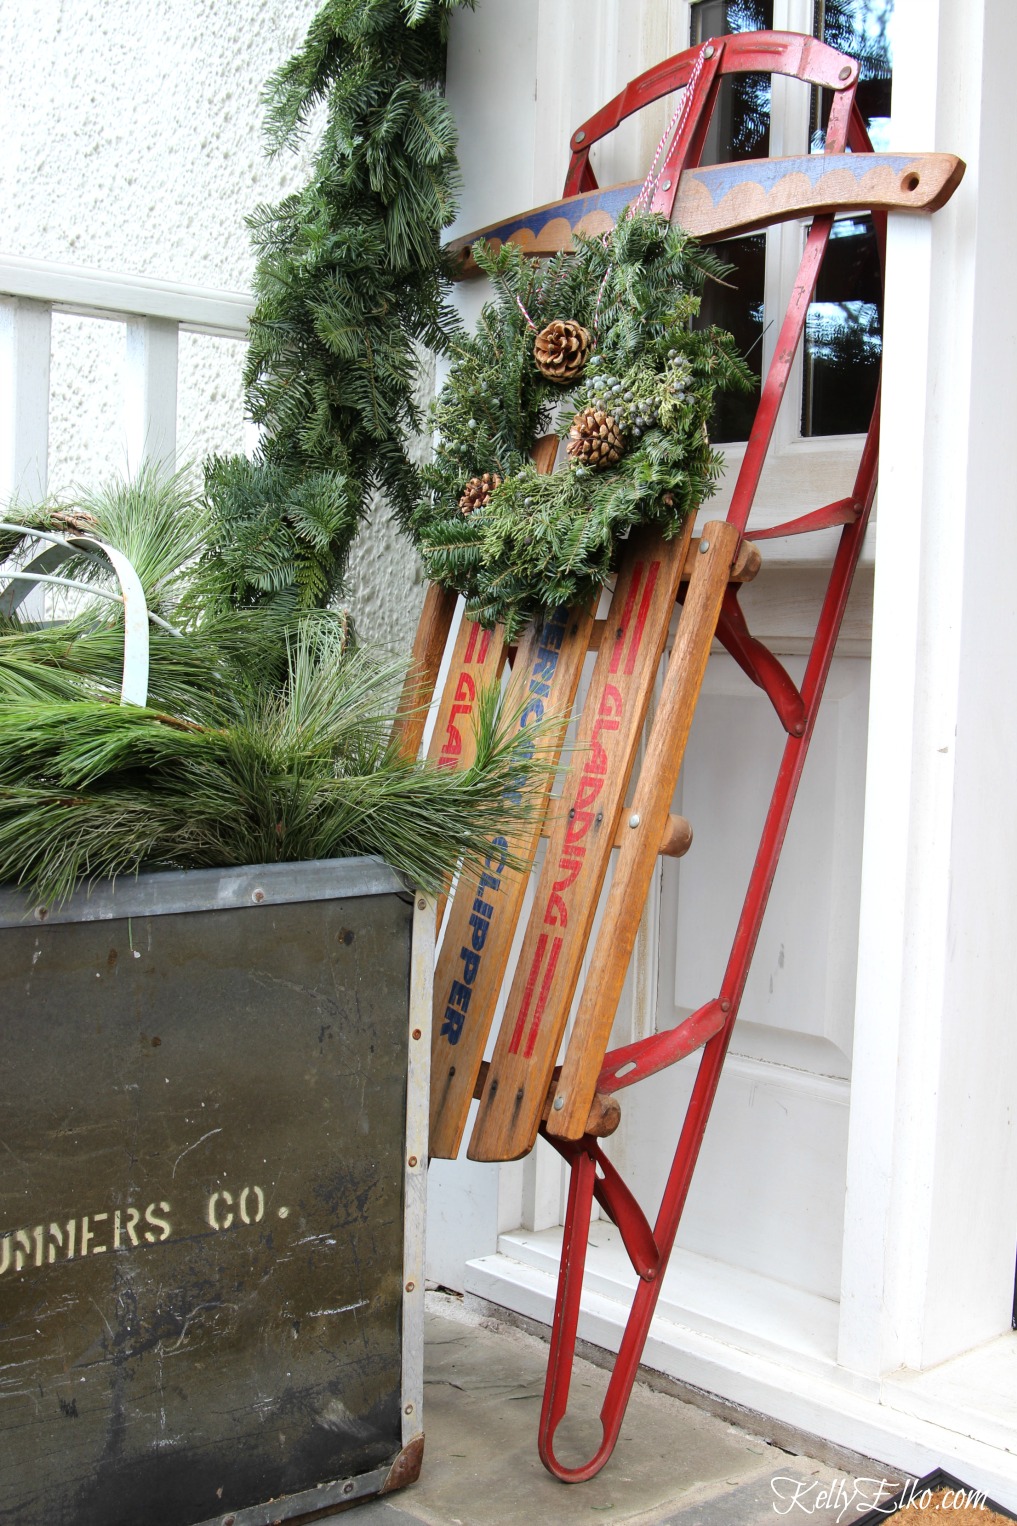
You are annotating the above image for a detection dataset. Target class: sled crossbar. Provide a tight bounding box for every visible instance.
[399,30,962,1484]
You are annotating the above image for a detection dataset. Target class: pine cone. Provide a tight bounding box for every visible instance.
[458,472,501,514]
[566,408,625,469]
[534,320,592,384]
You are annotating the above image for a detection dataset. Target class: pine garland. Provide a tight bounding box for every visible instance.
[412,212,753,637]
[204,0,475,610]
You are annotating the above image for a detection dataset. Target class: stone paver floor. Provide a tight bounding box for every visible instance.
[326,1294,903,1526]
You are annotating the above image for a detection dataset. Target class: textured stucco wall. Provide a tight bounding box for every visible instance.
[0,0,427,649]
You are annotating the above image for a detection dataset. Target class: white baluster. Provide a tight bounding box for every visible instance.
[124,315,179,476]
[0,297,51,503]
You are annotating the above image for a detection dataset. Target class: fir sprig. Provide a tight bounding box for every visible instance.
[412,211,753,637]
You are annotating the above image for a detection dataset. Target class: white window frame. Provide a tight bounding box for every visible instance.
[687,0,885,508]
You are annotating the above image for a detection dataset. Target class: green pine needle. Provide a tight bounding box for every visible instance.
[0,658,555,906]
[0,468,553,905]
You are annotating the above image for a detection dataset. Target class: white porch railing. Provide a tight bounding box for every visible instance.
[0,255,254,501]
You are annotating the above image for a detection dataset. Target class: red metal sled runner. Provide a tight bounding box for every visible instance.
[398,31,963,1482]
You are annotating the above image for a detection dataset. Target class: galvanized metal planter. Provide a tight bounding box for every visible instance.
[0,857,433,1526]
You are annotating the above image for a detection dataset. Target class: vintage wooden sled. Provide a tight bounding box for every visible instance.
[396,31,963,1482]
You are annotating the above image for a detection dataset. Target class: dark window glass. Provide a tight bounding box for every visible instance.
[697,234,767,444]
[801,217,882,436]
[693,0,774,165]
[689,0,893,441]
[803,0,893,435]
[690,0,774,442]
[811,0,893,152]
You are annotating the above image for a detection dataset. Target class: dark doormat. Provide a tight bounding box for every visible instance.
[857,1469,1016,1523]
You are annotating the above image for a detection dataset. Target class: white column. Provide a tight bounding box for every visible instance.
[0,297,51,502]
[124,315,178,476]
[840,0,1017,1377]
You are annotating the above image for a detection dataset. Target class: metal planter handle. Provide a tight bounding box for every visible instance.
[0,524,156,705]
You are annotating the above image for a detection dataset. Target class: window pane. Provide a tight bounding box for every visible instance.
[811,0,893,152]
[692,0,774,165]
[801,217,882,437]
[803,0,892,435]
[690,1,773,442]
[698,234,766,444]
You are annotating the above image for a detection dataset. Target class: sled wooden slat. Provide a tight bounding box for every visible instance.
[392,582,458,761]
[467,520,695,1163]
[546,520,740,1141]
[425,433,566,965]
[424,615,506,772]
[429,600,596,1160]
[423,611,507,931]
[414,432,560,781]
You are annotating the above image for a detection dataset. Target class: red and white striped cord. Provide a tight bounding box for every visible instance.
[592,43,712,331]
[514,292,537,329]
[630,42,711,215]
[522,42,713,336]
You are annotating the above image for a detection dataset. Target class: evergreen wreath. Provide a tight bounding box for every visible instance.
[412,211,754,638]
